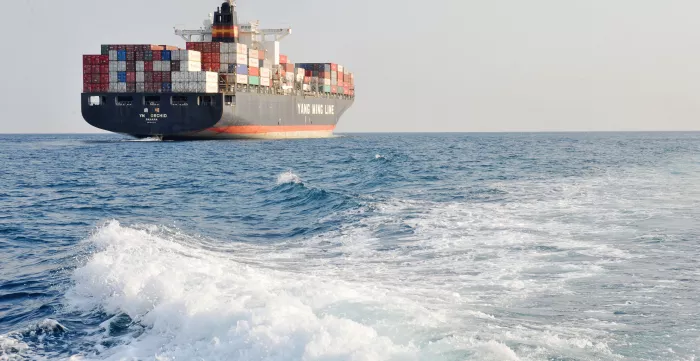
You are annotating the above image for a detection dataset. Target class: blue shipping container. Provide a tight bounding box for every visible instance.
[162,50,171,61]
[117,72,127,83]
[235,64,248,75]
[162,82,172,92]
[117,50,127,61]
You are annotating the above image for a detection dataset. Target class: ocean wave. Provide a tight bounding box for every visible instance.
[63,221,419,361]
[276,170,302,185]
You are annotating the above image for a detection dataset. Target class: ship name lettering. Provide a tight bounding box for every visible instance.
[297,104,335,115]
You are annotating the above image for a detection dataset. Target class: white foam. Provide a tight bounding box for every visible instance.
[276,170,302,185]
[65,221,419,361]
[0,335,29,361]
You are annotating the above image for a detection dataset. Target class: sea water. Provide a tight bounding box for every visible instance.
[0,133,698,361]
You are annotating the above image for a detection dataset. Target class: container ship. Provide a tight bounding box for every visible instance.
[81,0,354,140]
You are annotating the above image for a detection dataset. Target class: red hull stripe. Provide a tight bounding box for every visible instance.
[209,125,335,134]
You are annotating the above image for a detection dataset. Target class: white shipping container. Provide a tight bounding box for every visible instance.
[220,63,229,73]
[181,50,202,62]
[324,78,331,86]
[117,61,126,72]
[331,78,337,86]
[180,61,201,72]
[109,72,118,83]
[260,68,271,78]
[172,50,181,61]
[109,83,118,92]
[220,43,229,53]
[261,60,272,69]
[260,77,270,87]
[205,71,218,83]
[185,82,196,92]
[285,73,294,83]
[109,61,118,72]
[136,61,144,72]
[236,74,248,84]
[109,50,117,61]
[302,84,310,91]
[234,53,247,64]
[162,62,171,72]
[153,61,162,72]
[248,58,258,68]
[248,48,258,59]
[234,43,247,54]
[296,74,304,82]
[205,81,218,93]
[338,65,344,72]
[136,72,144,82]
[172,72,181,82]
[117,83,127,92]
[136,83,145,93]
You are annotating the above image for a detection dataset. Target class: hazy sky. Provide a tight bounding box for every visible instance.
[1,0,699,133]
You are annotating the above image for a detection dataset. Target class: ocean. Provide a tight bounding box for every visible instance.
[0,132,698,361]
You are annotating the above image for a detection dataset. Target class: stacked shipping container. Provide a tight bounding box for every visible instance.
[84,43,354,96]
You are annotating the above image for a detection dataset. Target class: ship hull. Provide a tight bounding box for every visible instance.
[81,92,353,140]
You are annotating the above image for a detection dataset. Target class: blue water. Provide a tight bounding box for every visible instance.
[0,133,699,361]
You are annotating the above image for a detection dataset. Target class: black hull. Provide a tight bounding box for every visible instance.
[81,92,354,140]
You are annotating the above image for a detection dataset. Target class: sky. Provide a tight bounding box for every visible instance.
[1,0,699,133]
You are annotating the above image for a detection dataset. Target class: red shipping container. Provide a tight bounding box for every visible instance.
[100,64,109,73]
[144,83,152,92]
[151,45,165,51]
[249,67,260,76]
[99,55,109,65]
[203,63,217,72]
[153,72,163,82]
[83,55,92,65]
[163,72,171,82]
[91,73,100,84]
[211,42,220,53]
[100,74,109,84]
[83,74,91,83]
[83,65,91,74]
[91,65,100,74]
[279,55,288,64]
[125,45,135,52]
[331,85,337,93]
[211,53,220,63]
[144,61,153,72]
[186,42,195,50]
[305,70,312,77]
[285,64,294,72]
[171,61,180,72]
[117,45,126,51]
[109,45,118,51]
[126,72,136,83]
[83,83,90,92]
[331,63,338,71]
[126,83,136,92]
[258,50,264,59]
[135,52,144,61]
[203,42,212,53]
[163,45,178,51]
[126,52,135,61]
[304,76,310,84]
[126,62,136,72]
[153,51,162,61]
[202,53,211,63]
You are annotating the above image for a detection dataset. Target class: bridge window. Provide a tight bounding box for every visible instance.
[116,96,133,106]
[144,96,160,106]
[224,95,233,105]
[171,95,188,106]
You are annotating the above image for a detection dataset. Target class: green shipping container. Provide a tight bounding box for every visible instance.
[101,45,110,56]
[322,85,331,93]
[249,76,260,86]
[338,87,345,94]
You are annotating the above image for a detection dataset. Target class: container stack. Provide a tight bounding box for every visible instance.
[296,63,354,95]
[83,55,109,92]
[248,48,260,86]
[83,44,219,93]
[172,71,218,93]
